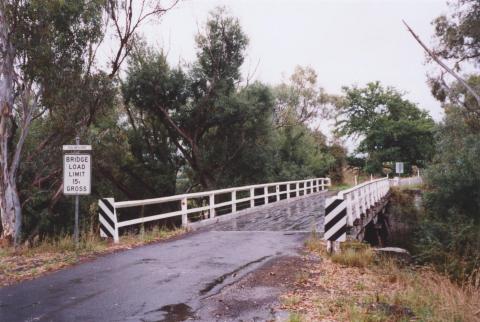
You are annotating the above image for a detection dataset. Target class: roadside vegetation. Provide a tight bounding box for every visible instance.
[0,226,184,287]
[0,3,479,318]
[283,236,480,322]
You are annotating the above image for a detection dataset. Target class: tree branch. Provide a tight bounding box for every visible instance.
[403,20,480,107]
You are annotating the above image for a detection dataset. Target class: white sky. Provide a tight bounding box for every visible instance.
[128,0,450,122]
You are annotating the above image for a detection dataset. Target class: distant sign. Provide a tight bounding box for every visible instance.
[63,154,91,195]
[63,145,92,151]
[395,162,404,174]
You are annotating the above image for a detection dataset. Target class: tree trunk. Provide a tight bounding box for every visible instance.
[0,4,19,244]
[0,178,21,244]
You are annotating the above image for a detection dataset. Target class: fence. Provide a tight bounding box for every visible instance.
[324,177,390,245]
[99,177,331,243]
[390,176,423,187]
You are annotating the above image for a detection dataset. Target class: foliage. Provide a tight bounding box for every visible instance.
[3,5,341,242]
[429,0,480,127]
[269,125,335,181]
[432,0,480,68]
[335,82,436,174]
[122,9,275,190]
[123,10,336,191]
[414,216,480,282]
[415,107,480,280]
[424,107,480,223]
[273,66,333,128]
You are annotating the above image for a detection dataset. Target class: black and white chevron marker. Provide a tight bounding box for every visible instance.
[98,198,118,242]
[324,197,347,242]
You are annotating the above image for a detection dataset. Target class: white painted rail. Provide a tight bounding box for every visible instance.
[390,176,423,187]
[324,177,390,249]
[99,177,331,243]
[340,177,390,227]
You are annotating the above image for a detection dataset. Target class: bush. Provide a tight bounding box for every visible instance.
[419,108,480,281]
[414,217,480,281]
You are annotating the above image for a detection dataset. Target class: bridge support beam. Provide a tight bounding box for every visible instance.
[348,192,390,242]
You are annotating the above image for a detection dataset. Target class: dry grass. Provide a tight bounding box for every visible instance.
[331,244,375,268]
[283,234,480,322]
[0,226,185,287]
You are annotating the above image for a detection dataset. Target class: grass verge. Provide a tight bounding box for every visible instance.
[284,234,480,321]
[0,226,186,287]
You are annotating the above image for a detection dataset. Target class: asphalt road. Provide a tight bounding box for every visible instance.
[0,192,326,322]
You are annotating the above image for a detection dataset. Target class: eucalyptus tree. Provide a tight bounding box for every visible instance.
[0,0,179,244]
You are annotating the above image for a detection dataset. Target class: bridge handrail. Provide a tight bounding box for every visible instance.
[115,178,330,208]
[338,177,389,198]
[99,177,331,243]
[337,177,390,226]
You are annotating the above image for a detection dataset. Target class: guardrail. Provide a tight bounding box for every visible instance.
[324,177,390,248]
[99,177,331,243]
[390,176,423,187]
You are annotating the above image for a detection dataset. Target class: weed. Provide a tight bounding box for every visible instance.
[304,230,326,254]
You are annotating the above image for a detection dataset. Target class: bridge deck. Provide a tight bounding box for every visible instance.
[197,192,328,232]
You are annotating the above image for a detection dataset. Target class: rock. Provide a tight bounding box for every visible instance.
[374,247,412,264]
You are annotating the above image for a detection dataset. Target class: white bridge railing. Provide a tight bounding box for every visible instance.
[324,177,390,245]
[99,177,331,243]
[390,176,423,187]
[341,177,390,226]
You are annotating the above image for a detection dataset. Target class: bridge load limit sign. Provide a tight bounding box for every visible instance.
[63,154,91,195]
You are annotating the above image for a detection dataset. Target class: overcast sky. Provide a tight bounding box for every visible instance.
[120,0,450,123]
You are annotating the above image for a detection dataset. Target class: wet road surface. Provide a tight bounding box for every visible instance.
[200,194,326,232]
[0,192,327,322]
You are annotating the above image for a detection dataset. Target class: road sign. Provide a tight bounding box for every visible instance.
[395,162,404,174]
[63,154,91,195]
[63,145,92,151]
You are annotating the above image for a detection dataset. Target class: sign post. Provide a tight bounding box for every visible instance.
[63,137,92,246]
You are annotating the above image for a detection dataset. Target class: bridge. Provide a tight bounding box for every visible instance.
[0,176,417,321]
[98,176,402,249]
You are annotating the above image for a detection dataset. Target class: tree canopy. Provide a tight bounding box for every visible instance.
[335,82,435,174]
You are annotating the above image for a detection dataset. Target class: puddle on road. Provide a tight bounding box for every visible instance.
[143,303,194,322]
